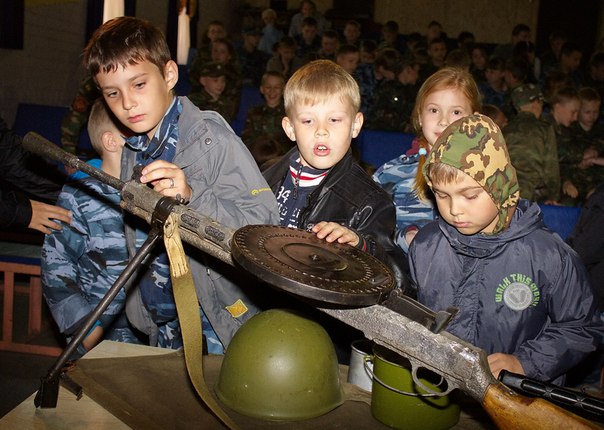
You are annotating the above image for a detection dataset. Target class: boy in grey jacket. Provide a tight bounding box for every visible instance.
[84,17,279,353]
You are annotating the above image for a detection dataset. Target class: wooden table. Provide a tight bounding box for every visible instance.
[0,341,495,430]
[0,342,170,429]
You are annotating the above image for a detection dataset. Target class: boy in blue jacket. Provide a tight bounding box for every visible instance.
[409,113,601,383]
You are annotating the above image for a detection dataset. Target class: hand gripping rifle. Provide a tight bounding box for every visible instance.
[23,132,601,429]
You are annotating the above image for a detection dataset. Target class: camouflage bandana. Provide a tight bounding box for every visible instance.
[423,114,520,235]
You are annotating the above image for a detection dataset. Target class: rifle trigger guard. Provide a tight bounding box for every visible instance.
[408,357,454,398]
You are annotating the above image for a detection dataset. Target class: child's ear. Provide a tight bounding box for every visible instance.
[351,112,364,138]
[282,117,296,141]
[101,131,121,153]
[163,60,179,91]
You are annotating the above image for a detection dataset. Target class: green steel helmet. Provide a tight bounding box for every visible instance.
[215,308,344,421]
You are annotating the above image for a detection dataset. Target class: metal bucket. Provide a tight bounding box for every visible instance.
[347,339,374,391]
[369,344,460,430]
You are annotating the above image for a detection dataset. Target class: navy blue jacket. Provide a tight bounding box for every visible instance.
[409,199,602,382]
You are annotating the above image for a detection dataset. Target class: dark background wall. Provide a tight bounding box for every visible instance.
[1,0,603,126]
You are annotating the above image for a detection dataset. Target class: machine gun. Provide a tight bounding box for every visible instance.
[23,132,600,429]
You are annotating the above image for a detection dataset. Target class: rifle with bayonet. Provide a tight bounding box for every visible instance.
[23,132,601,429]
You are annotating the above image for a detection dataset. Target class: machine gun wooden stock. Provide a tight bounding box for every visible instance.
[23,132,601,429]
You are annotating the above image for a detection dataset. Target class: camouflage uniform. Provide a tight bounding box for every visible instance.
[570,121,604,190]
[544,114,589,205]
[240,103,291,152]
[366,80,418,133]
[354,62,377,116]
[188,59,242,114]
[235,44,268,87]
[504,111,560,202]
[60,76,100,156]
[373,152,437,253]
[41,178,140,358]
[188,89,237,123]
[188,62,238,122]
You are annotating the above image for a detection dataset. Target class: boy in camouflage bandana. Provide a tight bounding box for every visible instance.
[409,113,601,383]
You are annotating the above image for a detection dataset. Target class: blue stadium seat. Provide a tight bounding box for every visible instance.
[538,204,581,241]
[230,86,263,136]
[13,103,69,146]
[353,130,415,168]
[175,64,192,96]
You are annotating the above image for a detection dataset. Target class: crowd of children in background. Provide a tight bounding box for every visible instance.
[177,1,604,209]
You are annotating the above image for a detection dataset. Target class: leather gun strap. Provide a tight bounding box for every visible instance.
[163,213,239,430]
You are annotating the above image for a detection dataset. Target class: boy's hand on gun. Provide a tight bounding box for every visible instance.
[139,160,192,202]
[487,353,525,379]
[311,221,360,247]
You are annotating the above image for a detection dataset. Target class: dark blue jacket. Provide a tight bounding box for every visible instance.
[409,199,602,383]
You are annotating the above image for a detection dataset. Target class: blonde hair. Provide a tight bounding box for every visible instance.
[283,59,360,116]
[87,98,119,156]
[425,162,462,186]
[411,67,481,199]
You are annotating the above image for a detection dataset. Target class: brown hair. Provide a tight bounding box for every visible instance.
[549,86,579,107]
[578,86,600,103]
[283,59,360,115]
[411,67,481,199]
[84,16,171,78]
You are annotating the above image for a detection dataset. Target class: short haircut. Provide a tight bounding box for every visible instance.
[261,8,277,20]
[278,36,297,50]
[550,86,580,106]
[512,23,530,36]
[261,70,285,86]
[446,49,471,69]
[345,20,361,30]
[337,44,359,57]
[360,39,377,54]
[560,42,582,57]
[383,20,399,33]
[87,99,115,156]
[578,87,600,103]
[482,104,504,121]
[323,29,338,39]
[301,16,317,28]
[283,59,360,115]
[84,16,171,77]
[428,37,447,48]
[504,58,529,82]
[457,31,475,44]
[486,57,506,71]
[374,48,400,72]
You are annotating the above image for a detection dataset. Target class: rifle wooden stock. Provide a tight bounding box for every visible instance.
[322,306,602,430]
[483,383,601,429]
